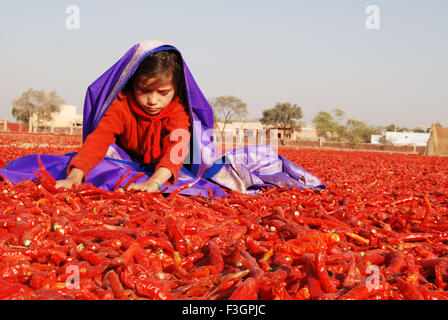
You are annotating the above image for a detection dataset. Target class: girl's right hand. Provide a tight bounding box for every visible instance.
[55,178,79,190]
[127,180,160,193]
[55,168,84,190]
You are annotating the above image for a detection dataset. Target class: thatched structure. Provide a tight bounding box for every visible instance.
[425,125,448,156]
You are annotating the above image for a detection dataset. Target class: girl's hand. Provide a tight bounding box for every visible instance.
[55,168,84,190]
[55,179,79,190]
[127,180,160,193]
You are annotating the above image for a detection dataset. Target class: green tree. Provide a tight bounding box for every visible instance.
[385,123,410,132]
[385,124,397,132]
[413,128,426,133]
[312,111,340,140]
[313,109,381,144]
[260,102,303,144]
[332,108,345,122]
[345,119,381,144]
[210,96,248,137]
[12,89,64,129]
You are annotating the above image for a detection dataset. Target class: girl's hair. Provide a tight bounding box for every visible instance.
[126,50,187,106]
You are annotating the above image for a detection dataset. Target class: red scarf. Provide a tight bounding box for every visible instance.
[125,89,180,162]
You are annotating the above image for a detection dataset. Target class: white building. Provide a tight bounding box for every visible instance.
[214,121,266,143]
[371,131,430,146]
[31,105,82,128]
[293,125,319,141]
[45,105,83,127]
[214,121,319,143]
[29,105,82,133]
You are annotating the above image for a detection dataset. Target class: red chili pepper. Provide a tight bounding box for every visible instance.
[404,253,423,284]
[121,242,141,265]
[78,184,114,197]
[326,263,349,275]
[36,154,58,192]
[419,286,448,300]
[272,285,294,300]
[0,283,33,300]
[21,224,43,247]
[38,187,60,205]
[29,270,56,290]
[338,282,389,300]
[137,236,174,253]
[258,248,274,272]
[104,270,127,300]
[166,218,187,256]
[342,256,363,288]
[434,264,447,290]
[180,252,204,270]
[0,174,14,188]
[357,253,385,266]
[280,239,330,256]
[383,251,405,277]
[123,172,145,190]
[207,239,224,273]
[294,286,311,300]
[420,192,432,231]
[246,236,268,255]
[206,187,214,199]
[99,239,122,250]
[167,183,193,204]
[77,249,108,265]
[304,254,324,299]
[135,280,176,300]
[228,277,258,300]
[113,166,131,192]
[344,232,370,246]
[315,250,338,293]
[395,278,424,300]
[209,269,251,297]
[238,247,263,281]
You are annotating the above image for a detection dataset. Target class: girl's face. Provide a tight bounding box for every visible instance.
[131,74,176,115]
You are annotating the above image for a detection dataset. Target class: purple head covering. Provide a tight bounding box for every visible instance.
[83,40,216,178]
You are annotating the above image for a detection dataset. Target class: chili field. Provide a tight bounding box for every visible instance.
[1,132,448,300]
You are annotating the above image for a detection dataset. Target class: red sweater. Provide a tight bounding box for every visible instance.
[68,89,191,184]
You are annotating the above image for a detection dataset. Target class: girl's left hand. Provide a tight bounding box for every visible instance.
[127,180,160,193]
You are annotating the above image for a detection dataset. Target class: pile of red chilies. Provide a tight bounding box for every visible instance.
[0,148,448,300]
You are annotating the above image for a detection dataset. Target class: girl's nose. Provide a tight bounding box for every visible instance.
[147,93,157,105]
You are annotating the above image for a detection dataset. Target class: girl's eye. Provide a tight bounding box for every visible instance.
[159,91,169,95]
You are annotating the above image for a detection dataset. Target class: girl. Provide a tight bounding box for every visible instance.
[0,41,325,197]
[55,50,191,192]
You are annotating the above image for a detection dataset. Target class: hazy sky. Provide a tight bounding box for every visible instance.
[1,0,447,128]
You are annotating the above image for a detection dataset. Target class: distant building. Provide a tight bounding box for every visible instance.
[292,125,319,141]
[42,105,83,128]
[371,131,430,146]
[214,121,266,143]
[26,105,83,133]
[425,125,448,156]
[214,121,319,144]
